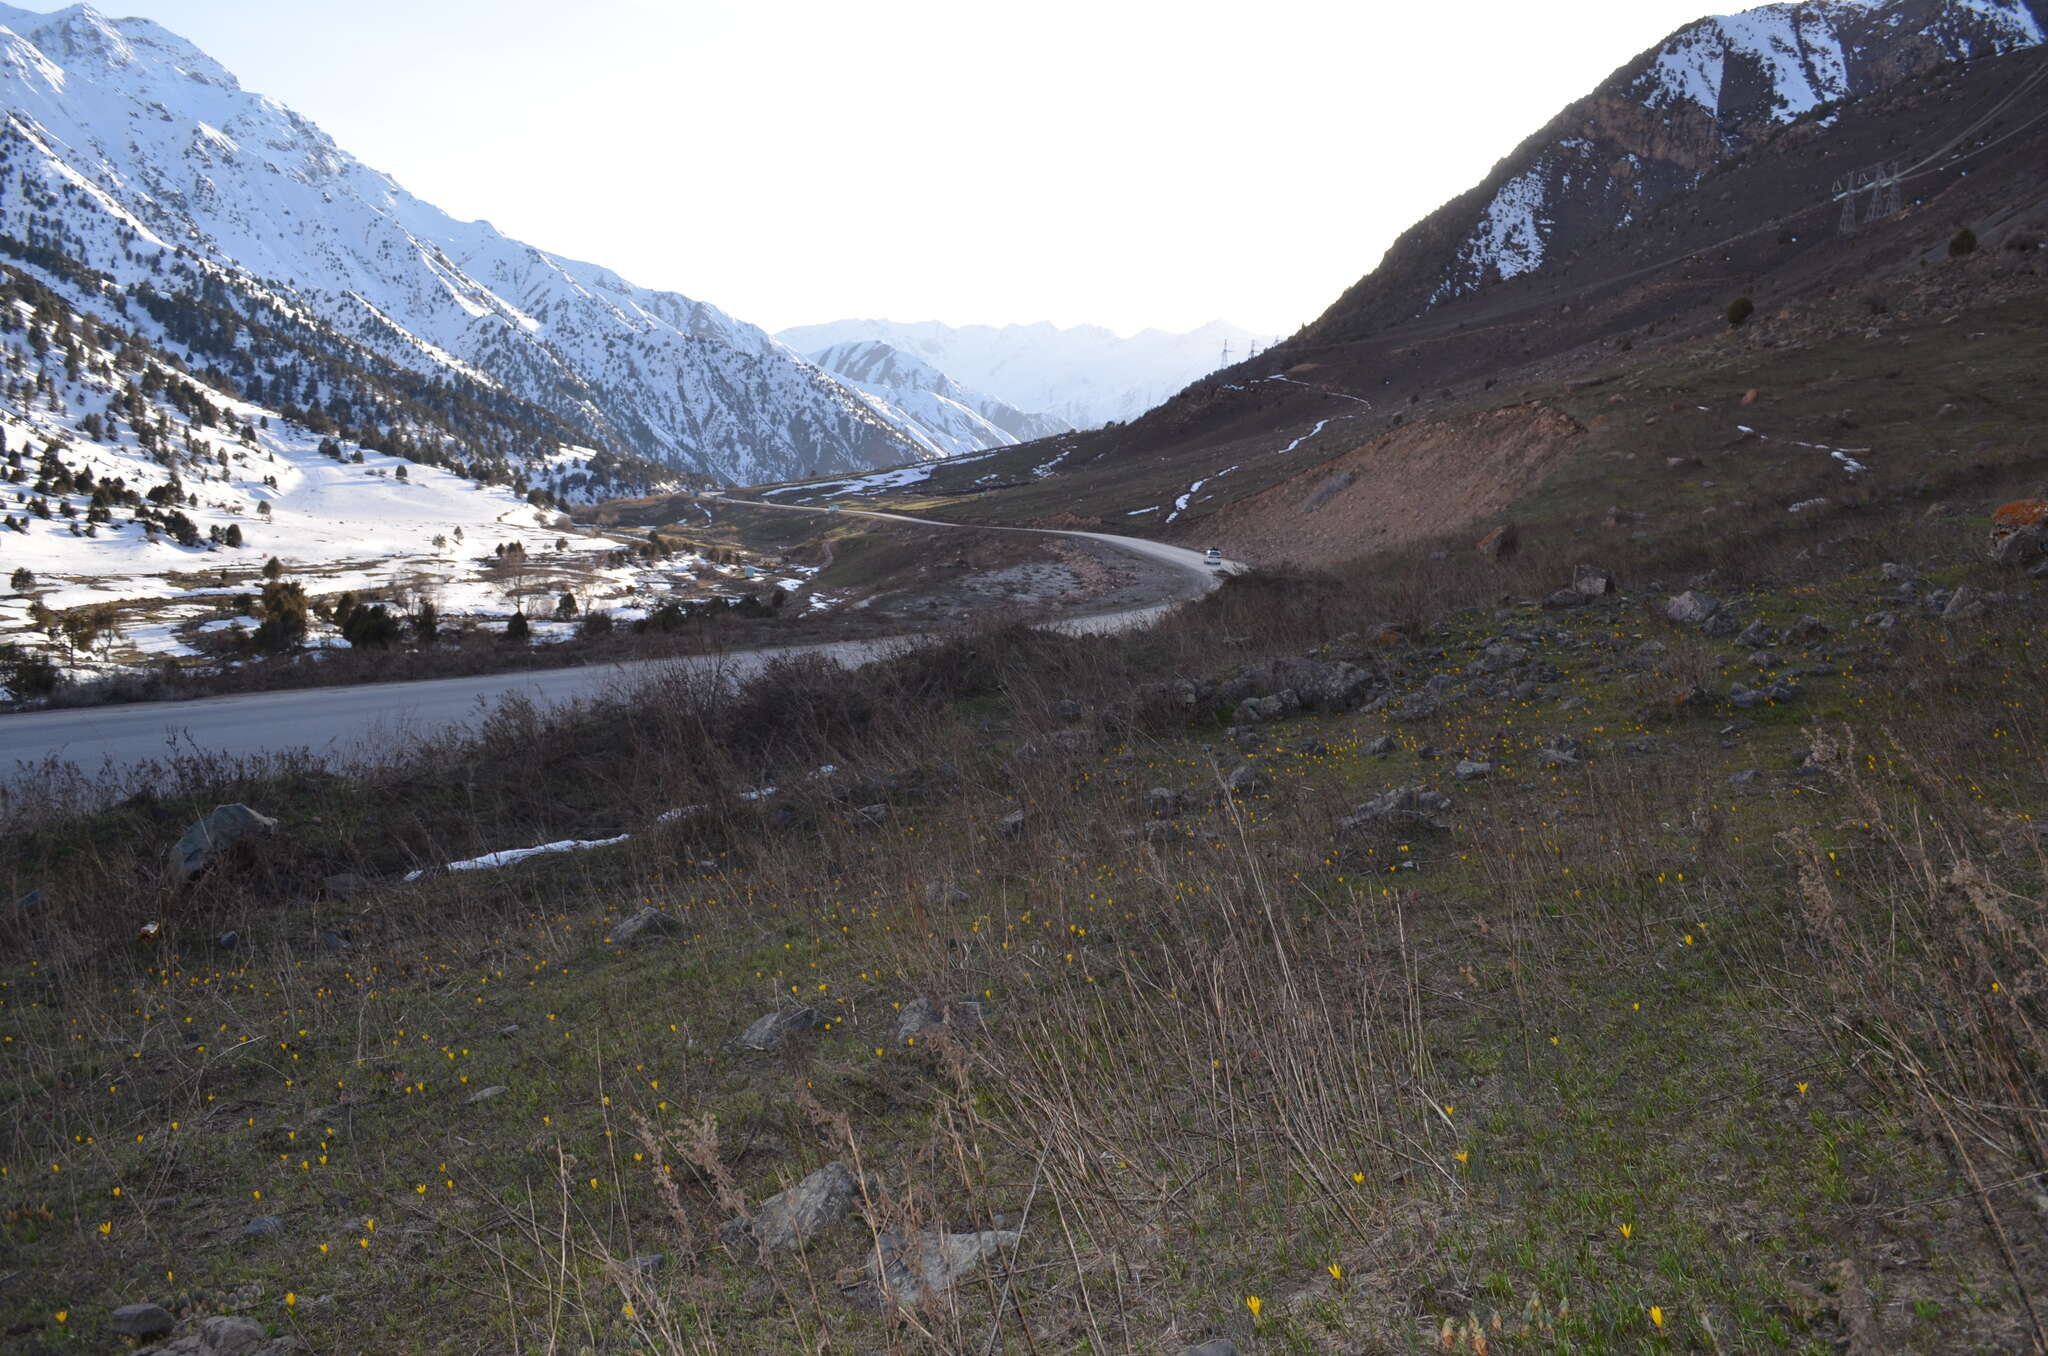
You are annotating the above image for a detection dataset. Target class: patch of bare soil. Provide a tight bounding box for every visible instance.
[1209,403,1584,568]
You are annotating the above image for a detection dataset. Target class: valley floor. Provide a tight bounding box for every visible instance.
[2,468,2044,1352]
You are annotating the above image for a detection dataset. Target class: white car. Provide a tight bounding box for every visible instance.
[1204,547,1224,567]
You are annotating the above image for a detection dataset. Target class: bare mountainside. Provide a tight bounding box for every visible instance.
[0,3,927,483]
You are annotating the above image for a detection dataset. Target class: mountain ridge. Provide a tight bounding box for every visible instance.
[0,1,929,483]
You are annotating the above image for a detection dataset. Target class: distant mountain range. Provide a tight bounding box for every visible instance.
[800,340,1072,459]
[778,318,1274,431]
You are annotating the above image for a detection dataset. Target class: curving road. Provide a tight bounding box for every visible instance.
[0,507,1231,786]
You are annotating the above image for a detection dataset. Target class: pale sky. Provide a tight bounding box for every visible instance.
[92,0,1724,337]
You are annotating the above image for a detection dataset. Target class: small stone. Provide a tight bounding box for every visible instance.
[241,1215,283,1239]
[1144,787,1189,818]
[110,1304,176,1339]
[1179,1343,1239,1356]
[1666,591,1719,625]
[849,1228,1022,1309]
[1729,769,1761,788]
[738,1007,819,1052]
[897,997,983,1044]
[726,1162,866,1255]
[1571,564,1616,596]
[1736,619,1778,648]
[1454,760,1493,781]
[199,1316,267,1356]
[169,804,278,883]
[924,882,971,908]
[1050,698,1083,723]
[613,907,681,946]
[1363,734,1395,756]
[1942,585,1987,620]
[1225,764,1269,794]
[996,810,1025,839]
[465,1085,509,1104]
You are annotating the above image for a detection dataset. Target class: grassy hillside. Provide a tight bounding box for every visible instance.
[3,436,2044,1351]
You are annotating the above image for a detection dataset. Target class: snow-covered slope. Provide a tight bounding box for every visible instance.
[1306,0,2045,338]
[0,2,924,482]
[801,340,1072,457]
[778,319,1269,430]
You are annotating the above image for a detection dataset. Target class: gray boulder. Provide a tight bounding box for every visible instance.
[849,1228,1023,1309]
[1363,734,1395,757]
[137,1316,277,1356]
[1470,641,1529,673]
[1784,615,1832,646]
[1736,619,1778,648]
[241,1215,283,1239]
[738,1007,820,1052]
[111,1304,177,1339]
[1943,585,1988,620]
[1543,588,1589,610]
[724,1161,866,1255]
[1225,764,1270,794]
[169,804,278,883]
[1454,760,1493,782]
[613,907,681,946]
[1572,564,1616,597]
[897,997,984,1044]
[1338,785,1454,834]
[1666,591,1719,625]
[1144,787,1190,818]
[1233,689,1301,724]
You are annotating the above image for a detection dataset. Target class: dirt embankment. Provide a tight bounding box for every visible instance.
[1208,403,1584,568]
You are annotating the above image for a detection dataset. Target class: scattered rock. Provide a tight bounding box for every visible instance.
[241,1215,283,1239]
[1989,500,2048,564]
[1233,689,1301,724]
[1225,764,1269,794]
[1784,615,1832,646]
[1363,734,1395,757]
[1470,641,1529,673]
[169,804,278,884]
[1544,588,1589,610]
[1338,785,1454,835]
[1729,682,1798,710]
[1050,698,1083,723]
[111,1304,177,1339]
[847,1228,1023,1309]
[1729,768,1761,788]
[724,1162,866,1255]
[1538,735,1584,766]
[1880,561,1919,582]
[137,1316,283,1356]
[853,803,890,826]
[618,1253,668,1277]
[896,997,984,1044]
[1572,564,1616,597]
[1666,591,1719,625]
[1144,787,1190,818]
[1942,585,1988,621]
[465,1085,509,1105]
[1737,619,1778,648]
[613,907,681,946]
[1454,760,1493,782]
[738,1007,820,1052]
[1126,820,1191,847]
[996,810,1026,839]
[924,882,971,908]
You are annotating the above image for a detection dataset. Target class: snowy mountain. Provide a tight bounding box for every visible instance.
[801,340,1071,458]
[0,2,926,482]
[1304,0,2045,341]
[777,319,1270,431]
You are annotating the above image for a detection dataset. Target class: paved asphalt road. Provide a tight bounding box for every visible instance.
[0,507,1229,785]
